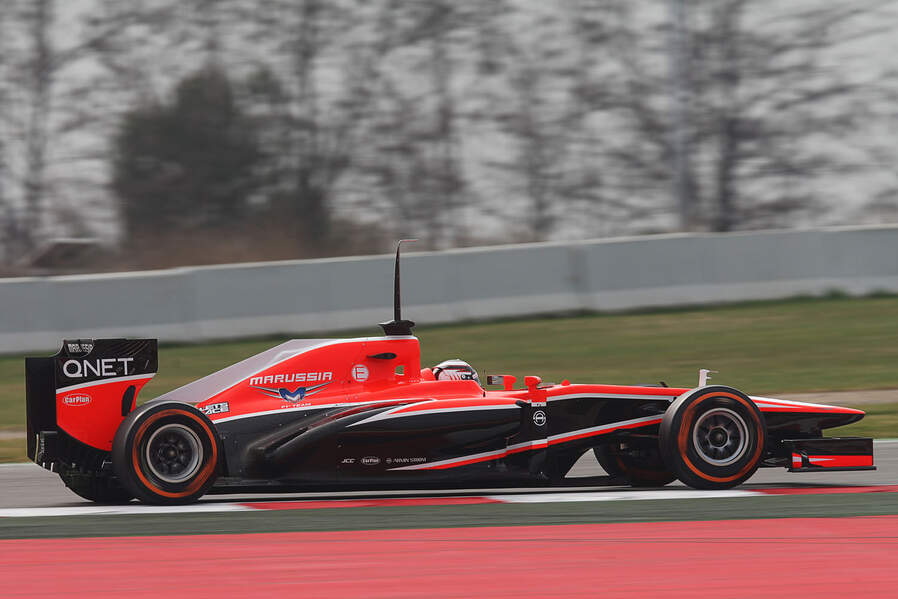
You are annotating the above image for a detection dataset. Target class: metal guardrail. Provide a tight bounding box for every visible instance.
[2,225,897,353]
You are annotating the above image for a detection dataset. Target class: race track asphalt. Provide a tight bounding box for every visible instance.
[2,440,896,509]
[0,441,895,540]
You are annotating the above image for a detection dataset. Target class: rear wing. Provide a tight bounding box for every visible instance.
[26,339,157,470]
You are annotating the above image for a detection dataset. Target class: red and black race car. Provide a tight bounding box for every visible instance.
[25,246,875,504]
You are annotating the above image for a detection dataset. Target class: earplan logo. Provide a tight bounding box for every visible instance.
[250,372,334,403]
[63,393,92,407]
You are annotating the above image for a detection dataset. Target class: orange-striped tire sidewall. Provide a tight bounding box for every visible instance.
[661,387,766,489]
[128,407,218,501]
[676,392,763,484]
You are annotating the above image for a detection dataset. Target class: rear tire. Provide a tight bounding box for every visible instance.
[659,386,766,490]
[594,443,676,487]
[113,402,220,505]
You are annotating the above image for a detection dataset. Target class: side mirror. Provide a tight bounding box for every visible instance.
[486,374,517,391]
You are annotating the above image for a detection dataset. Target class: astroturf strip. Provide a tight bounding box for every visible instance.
[1,493,897,540]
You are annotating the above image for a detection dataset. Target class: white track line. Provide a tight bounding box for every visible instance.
[488,489,761,504]
[0,503,253,518]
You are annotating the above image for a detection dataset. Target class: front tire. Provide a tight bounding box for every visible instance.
[659,386,766,489]
[113,402,220,504]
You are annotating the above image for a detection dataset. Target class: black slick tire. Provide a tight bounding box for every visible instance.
[659,385,766,490]
[112,402,220,505]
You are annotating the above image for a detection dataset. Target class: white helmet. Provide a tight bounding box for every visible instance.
[432,359,480,384]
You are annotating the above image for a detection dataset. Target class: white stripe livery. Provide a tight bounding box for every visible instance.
[349,402,518,428]
[547,414,664,445]
[548,392,678,402]
[750,396,850,411]
[388,414,663,471]
[56,373,156,394]
[388,438,547,471]
[213,400,383,424]
[216,384,676,427]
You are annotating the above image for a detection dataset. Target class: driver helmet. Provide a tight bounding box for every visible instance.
[432,359,480,385]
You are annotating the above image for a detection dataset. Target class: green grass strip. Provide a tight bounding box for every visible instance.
[2,295,897,458]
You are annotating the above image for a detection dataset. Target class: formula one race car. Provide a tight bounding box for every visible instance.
[25,244,875,504]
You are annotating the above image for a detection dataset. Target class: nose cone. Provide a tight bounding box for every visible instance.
[750,396,866,427]
[819,406,865,428]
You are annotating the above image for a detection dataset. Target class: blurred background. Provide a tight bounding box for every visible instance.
[1,0,897,275]
[2,5,898,585]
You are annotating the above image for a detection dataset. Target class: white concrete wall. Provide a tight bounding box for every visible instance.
[3,225,897,354]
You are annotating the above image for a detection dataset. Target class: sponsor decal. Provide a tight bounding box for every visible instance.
[62,357,134,379]
[533,410,547,426]
[341,458,356,464]
[200,402,229,416]
[63,393,92,407]
[252,381,331,402]
[388,457,426,465]
[352,364,369,383]
[66,341,94,354]
[361,456,381,466]
[249,372,333,386]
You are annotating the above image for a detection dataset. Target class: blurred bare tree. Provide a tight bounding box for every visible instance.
[0,5,12,257]
[337,1,479,249]
[857,55,898,223]
[346,1,428,242]
[86,0,364,249]
[598,0,893,232]
[112,67,260,240]
[239,0,368,245]
[0,0,59,260]
[482,3,642,240]
[487,23,570,241]
[1,0,896,270]
[0,0,132,263]
[418,1,468,247]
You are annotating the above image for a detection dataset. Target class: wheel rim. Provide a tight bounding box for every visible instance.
[692,408,749,466]
[145,423,203,484]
